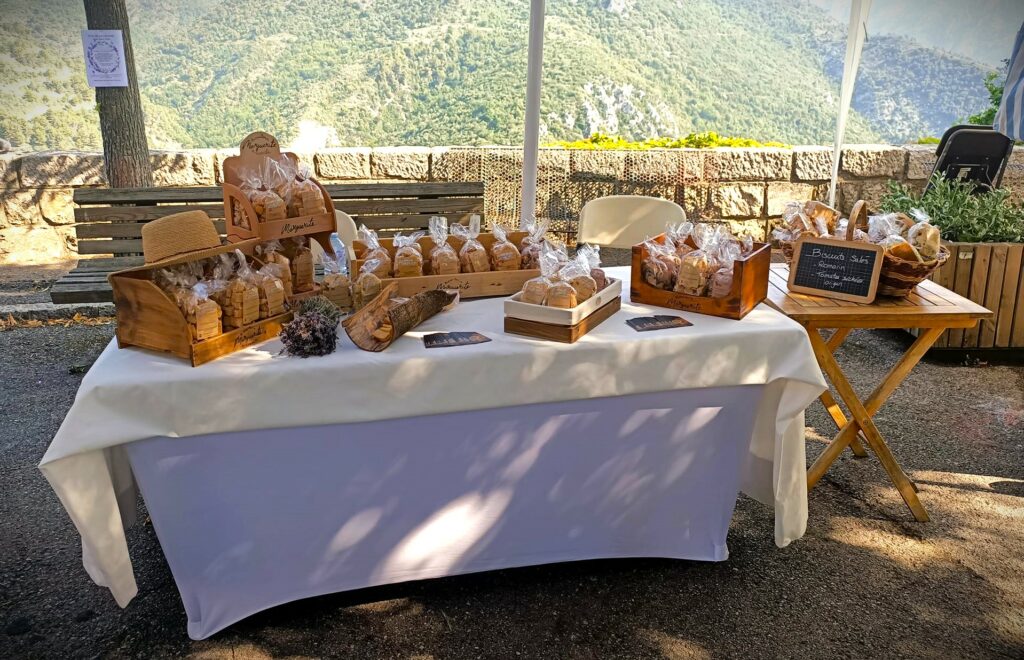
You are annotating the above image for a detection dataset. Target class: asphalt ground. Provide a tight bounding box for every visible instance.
[1,321,1022,659]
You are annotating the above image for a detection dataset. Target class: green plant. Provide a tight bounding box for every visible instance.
[546,132,789,150]
[879,174,1024,243]
[915,136,940,144]
[967,71,1004,126]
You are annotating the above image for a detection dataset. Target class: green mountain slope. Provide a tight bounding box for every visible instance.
[0,0,992,150]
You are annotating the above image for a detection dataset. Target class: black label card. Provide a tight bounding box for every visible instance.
[423,332,492,348]
[626,315,693,332]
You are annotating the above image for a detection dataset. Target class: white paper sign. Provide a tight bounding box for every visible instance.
[81,30,129,88]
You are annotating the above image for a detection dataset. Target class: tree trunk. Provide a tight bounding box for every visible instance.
[84,0,153,188]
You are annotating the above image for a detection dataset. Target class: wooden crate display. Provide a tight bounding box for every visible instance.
[109,251,292,367]
[630,234,771,320]
[352,230,540,299]
[221,131,338,258]
[920,241,1024,349]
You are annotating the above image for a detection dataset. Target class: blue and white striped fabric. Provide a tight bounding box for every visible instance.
[995,21,1024,140]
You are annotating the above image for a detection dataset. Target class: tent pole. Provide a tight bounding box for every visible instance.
[520,0,546,229]
[829,0,873,208]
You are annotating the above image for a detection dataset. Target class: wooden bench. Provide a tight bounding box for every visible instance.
[51,182,484,304]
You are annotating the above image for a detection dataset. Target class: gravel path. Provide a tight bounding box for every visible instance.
[1,323,1022,659]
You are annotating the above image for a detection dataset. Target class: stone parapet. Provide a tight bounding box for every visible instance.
[2,143,1019,265]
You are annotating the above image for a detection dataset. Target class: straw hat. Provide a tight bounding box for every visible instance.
[128,210,259,271]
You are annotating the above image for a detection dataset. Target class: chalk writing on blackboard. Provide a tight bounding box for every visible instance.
[788,237,883,304]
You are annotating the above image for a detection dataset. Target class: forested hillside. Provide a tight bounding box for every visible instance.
[0,0,993,150]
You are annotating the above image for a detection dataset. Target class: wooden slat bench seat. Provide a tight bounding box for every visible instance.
[51,182,484,304]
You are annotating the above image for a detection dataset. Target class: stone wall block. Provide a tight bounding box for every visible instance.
[793,146,833,181]
[38,188,74,225]
[0,224,76,265]
[841,145,906,179]
[19,151,106,187]
[622,150,679,185]
[1,190,42,226]
[150,151,216,187]
[904,145,937,180]
[708,184,765,218]
[710,148,791,182]
[430,147,483,182]
[1,155,20,193]
[570,150,626,182]
[370,147,431,180]
[766,182,825,216]
[316,148,371,180]
[837,181,892,215]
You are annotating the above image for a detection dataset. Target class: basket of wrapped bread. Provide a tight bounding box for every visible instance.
[630,221,771,320]
[775,199,948,298]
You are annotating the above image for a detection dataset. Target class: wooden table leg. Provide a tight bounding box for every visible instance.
[805,330,931,522]
[808,326,945,489]
[817,329,868,458]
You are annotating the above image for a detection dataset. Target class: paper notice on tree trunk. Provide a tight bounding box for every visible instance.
[81,30,129,88]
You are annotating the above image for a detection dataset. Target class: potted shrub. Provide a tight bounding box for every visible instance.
[880,175,1024,350]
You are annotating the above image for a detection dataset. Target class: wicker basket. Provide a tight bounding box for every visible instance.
[847,200,948,298]
[877,246,950,297]
[781,200,948,297]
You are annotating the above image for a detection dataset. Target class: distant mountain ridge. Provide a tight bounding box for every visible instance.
[0,0,994,150]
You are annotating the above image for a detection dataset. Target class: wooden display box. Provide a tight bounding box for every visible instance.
[109,254,292,367]
[630,234,770,320]
[221,132,338,258]
[352,230,540,299]
[503,279,623,343]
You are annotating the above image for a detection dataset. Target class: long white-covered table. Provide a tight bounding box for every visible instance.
[41,266,825,639]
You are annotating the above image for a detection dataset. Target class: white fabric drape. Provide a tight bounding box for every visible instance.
[40,267,826,608]
[828,0,873,207]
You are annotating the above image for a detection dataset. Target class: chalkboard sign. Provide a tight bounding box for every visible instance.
[788,236,884,303]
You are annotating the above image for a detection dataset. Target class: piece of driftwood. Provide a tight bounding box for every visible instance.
[342,283,456,351]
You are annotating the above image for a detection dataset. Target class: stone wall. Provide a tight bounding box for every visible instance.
[2,144,1021,265]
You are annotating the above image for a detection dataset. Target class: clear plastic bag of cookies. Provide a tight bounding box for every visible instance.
[357,224,392,278]
[428,216,460,276]
[518,241,562,305]
[489,224,522,271]
[256,240,293,297]
[393,231,426,278]
[906,209,941,261]
[290,163,326,217]
[641,236,680,290]
[239,166,286,224]
[560,253,597,304]
[576,244,606,291]
[667,221,695,258]
[354,258,384,309]
[287,236,315,293]
[452,214,490,273]
[519,218,548,269]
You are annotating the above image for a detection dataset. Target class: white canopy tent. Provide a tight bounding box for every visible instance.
[517,0,874,226]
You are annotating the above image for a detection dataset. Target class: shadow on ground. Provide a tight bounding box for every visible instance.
[0,324,1021,659]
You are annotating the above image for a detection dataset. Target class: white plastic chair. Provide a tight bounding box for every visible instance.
[333,210,359,261]
[577,195,687,248]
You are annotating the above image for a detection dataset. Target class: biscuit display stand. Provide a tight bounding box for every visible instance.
[503,278,623,343]
[630,235,770,320]
[221,132,339,303]
[352,231,540,299]
[109,250,292,367]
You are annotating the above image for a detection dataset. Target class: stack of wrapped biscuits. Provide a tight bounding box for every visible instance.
[517,242,607,309]
[641,222,756,298]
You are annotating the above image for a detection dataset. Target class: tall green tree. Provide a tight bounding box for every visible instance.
[83,0,152,187]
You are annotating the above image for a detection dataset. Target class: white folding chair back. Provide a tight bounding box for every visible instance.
[577,195,686,248]
[333,210,359,261]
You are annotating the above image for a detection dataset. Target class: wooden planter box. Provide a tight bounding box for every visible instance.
[630,235,771,320]
[352,231,540,299]
[921,241,1024,349]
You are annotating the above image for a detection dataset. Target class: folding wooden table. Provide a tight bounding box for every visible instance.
[766,263,992,521]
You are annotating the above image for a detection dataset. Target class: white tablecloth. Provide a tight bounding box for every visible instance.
[40,266,825,610]
[128,385,764,639]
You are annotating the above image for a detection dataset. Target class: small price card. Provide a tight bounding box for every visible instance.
[626,315,693,332]
[423,332,491,348]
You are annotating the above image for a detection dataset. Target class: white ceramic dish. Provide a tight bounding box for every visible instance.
[503,278,622,326]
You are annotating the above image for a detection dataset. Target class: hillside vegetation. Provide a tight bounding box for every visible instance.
[0,0,992,150]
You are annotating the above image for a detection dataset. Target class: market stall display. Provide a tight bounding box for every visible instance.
[41,265,827,640]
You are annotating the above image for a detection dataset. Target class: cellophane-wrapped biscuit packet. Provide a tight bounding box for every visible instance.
[354,258,384,310]
[489,224,522,271]
[428,216,460,276]
[358,224,393,278]
[452,215,490,273]
[393,231,426,278]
